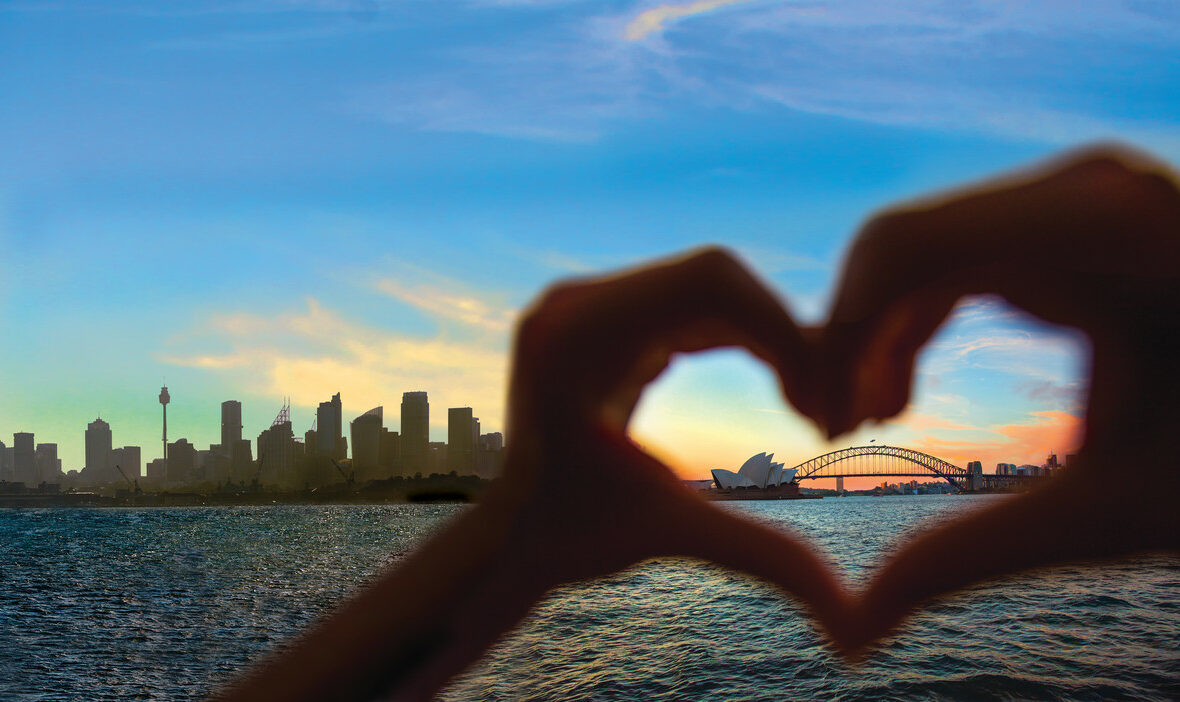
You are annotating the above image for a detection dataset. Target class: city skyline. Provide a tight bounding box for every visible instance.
[1,386,504,481]
[4,2,1174,478]
[0,381,1062,492]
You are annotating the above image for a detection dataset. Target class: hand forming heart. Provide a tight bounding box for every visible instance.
[216,144,1180,701]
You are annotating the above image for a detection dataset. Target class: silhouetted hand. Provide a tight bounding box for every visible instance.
[217,144,1180,701]
[819,143,1180,655]
[215,249,852,701]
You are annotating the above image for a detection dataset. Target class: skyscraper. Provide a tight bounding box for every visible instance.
[85,418,113,482]
[221,400,242,454]
[401,392,429,476]
[13,433,35,485]
[447,407,475,475]
[34,443,60,484]
[350,407,384,481]
[166,439,197,485]
[0,438,10,482]
[257,419,296,486]
[317,392,344,460]
[110,446,142,481]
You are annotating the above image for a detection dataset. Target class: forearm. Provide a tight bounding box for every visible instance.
[213,487,549,702]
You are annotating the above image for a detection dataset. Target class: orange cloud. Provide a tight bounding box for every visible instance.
[909,410,1082,469]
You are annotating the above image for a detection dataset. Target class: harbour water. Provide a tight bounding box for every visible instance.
[1,496,1177,700]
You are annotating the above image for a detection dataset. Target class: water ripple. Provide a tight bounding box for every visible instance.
[1,498,1177,700]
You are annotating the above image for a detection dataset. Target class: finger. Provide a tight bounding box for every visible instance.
[843,465,1166,657]
[512,246,824,432]
[823,143,1180,435]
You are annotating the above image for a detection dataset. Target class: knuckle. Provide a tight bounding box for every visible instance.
[514,281,582,353]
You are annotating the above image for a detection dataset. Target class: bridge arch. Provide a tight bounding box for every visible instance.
[790,445,967,488]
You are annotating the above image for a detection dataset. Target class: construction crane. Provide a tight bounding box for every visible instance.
[113,464,141,495]
[330,458,355,488]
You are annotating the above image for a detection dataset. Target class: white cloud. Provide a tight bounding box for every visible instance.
[339,0,1180,151]
[623,0,755,41]
[374,278,517,333]
[161,298,509,432]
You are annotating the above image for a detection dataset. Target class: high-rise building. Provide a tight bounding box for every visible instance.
[110,446,142,481]
[221,400,242,455]
[257,420,296,486]
[13,432,35,485]
[166,439,197,485]
[85,418,114,483]
[317,392,344,460]
[350,407,384,481]
[145,458,166,482]
[401,392,429,476]
[0,438,10,482]
[380,430,400,475]
[34,443,61,484]
[447,407,475,475]
[477,432,504,479]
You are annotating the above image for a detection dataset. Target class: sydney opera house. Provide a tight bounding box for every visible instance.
[710,452,803,497]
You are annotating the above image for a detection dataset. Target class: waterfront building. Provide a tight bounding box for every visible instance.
[447,407,476,475]
[480,432,503,452]
[350,407,384,481]
[145,458,166,482]
[14,432,35,486]
[401,392,429,476]
[316,393,345,460]
[477,432,504,479]
[34,443,61,484]
[166,439,197,485]
[427,441,448,475]
[257,420,296,486]
[110,445,142,480]
[221,400,242,454]
[0,439,10,482]
[711,453,797,489]
[85,418,114,482]
[379,430,400,476]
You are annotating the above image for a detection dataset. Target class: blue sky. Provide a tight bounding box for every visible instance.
[2,0,1178,476]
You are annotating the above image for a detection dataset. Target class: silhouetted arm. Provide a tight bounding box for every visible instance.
[818,144,1180,654]
[214,248,852,701]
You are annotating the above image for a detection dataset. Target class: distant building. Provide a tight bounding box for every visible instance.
[480,432,503,452]
[477,432,504,479]
[35,443,61,484]
[447,407,476,475]
[316,393,344,460]
[14,432,35,486]
[145,458,166,482]
[304,429,318,457]
[380,430,400,476]
[166,439,197,485]
[401,392,429,476]
[110,446,142,481]
[350,407,384,481]
[257,420,296,486]
[221,400,242,454]
[0,439,10,482]
[427,441,447,475]
[711,452,795,490]
[85,418,114,482]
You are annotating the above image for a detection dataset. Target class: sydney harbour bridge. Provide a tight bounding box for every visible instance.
[790,444,1037,491]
